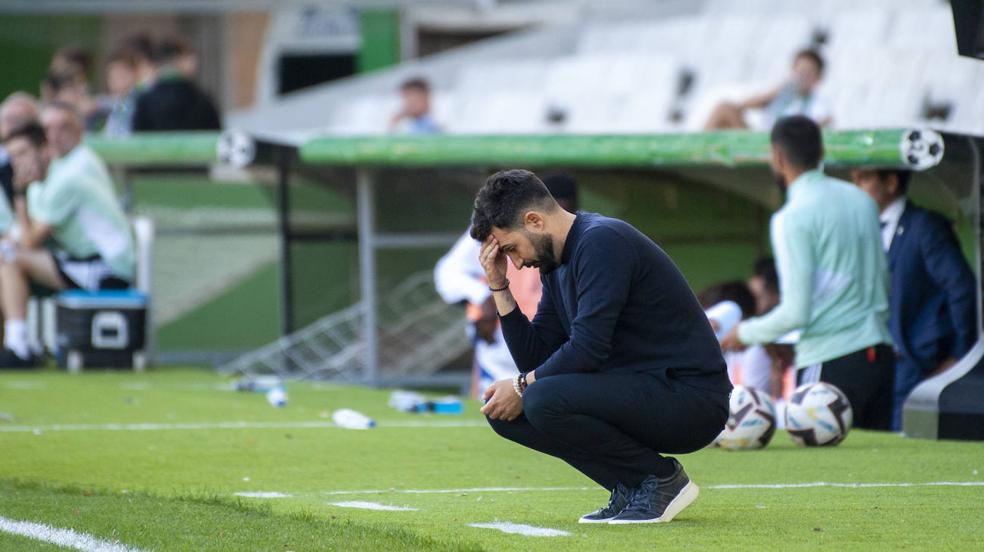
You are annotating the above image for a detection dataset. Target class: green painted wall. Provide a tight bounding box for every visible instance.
[0,15,103,101]
[357,9,401,74]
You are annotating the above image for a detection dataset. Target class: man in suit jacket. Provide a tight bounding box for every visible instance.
[853,168,977,430]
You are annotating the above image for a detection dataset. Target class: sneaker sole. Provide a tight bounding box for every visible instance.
[608,482,700,524]
[578,516,617,524]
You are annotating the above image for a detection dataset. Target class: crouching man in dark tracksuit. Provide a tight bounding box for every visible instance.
[472,169,732,524]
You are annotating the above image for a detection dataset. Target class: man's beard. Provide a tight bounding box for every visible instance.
[527,232,559,274]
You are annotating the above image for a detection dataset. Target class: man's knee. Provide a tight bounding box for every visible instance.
[521,379,566,428]
[486,414,510,437]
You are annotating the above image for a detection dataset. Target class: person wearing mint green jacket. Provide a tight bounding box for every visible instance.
[721,115,894,431]
[0,107,134,368]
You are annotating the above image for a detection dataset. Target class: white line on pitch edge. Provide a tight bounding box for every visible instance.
[0,515,146,552]
[330,501,418,511]
[469,522,570,537]
[708,481,984,489]
[0,420,487,433]
[319,481,984,496]
[323,486,594,495]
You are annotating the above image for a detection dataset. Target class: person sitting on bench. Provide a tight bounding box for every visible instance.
[0,115,134,367]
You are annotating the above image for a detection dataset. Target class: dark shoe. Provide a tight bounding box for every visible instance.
[0,349,40,369]
[608,460,699,524]
[579,482,632,524]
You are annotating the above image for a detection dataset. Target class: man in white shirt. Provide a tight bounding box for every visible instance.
[704,49,833,131]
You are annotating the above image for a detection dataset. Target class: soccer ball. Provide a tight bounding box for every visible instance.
[785,382,853,447]
[217,130,257,169]
[899,129,944,171]
[715,385,777,450]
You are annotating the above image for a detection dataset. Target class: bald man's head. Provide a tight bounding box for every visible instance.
[41,101,83,159]
[0,92,40,140]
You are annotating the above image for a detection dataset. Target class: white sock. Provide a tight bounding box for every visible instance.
[4,319,29,359]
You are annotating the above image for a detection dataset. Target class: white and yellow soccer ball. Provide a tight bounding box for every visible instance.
[785,382,853,447]
[715,385,777,450]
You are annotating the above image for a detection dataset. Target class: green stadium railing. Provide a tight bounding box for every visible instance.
[298,129,916,169]
[80,128,917,170]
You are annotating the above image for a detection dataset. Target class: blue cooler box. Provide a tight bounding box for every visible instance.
[55,290,148,371]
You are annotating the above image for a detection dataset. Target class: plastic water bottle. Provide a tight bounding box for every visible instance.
[332,409,376,430]
[426,396,464,415]
[388,390,426,412]
[235,375,283,393]
[266,386,288,408]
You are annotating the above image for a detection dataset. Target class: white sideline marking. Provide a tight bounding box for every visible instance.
[708,481,984,490]
[235,492,291,498]
[330,501,417,511]
[468,522,569,537]
[0,420,486,433]
[324,486,593,496]
[321,481,984,496]
[0,515,146,552]
[3,382,46,390]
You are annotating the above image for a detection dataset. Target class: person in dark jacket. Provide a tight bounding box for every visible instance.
[472,169,730,525]
[132,36,220,131]
[853,168,977,430]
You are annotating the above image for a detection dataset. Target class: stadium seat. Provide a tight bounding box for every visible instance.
[285,0,983,136]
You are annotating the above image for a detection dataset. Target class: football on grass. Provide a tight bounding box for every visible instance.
[715,385,777,450]
[785,382,853,447]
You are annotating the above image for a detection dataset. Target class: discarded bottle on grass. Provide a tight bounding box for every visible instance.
[425,396,463,415]
[234,375,283,393]
[388,390,426,412]
[332,408,376,430]
[266,386,288,408]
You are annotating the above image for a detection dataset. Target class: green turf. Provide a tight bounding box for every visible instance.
[2,368,982,551]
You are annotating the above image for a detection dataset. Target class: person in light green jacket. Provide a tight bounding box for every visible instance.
[0,106,134,368]
[722,115,894,431]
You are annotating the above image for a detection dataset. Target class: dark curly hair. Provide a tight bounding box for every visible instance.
[470,169,557,241]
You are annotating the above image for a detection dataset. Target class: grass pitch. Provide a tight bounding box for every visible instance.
[1,368,982,551]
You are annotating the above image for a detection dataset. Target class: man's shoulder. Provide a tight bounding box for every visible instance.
[578,214,639,246]
[904,202,952,228]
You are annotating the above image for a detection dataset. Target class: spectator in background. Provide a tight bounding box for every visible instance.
[122,33,159,91]
[704,49,832,131]
[0,93,40,236]
[435,173,578,398]
[852,168,977,430]
[1,119,134,367]
[50,45,92,78]
[45,46,103,132]
[748,256,779,318]
[388,77,440,134]
[103,46,141,137]
[132,35,221,131]
[721,116,894,430]
[747,257,797,398]
[166,35,199,79]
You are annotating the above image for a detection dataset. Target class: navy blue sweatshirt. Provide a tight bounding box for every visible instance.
[499,212,732,394]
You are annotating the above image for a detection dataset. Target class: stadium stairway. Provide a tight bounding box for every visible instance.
[218,272,471,386]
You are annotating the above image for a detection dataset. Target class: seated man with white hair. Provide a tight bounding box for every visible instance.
[0,115,134,367]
